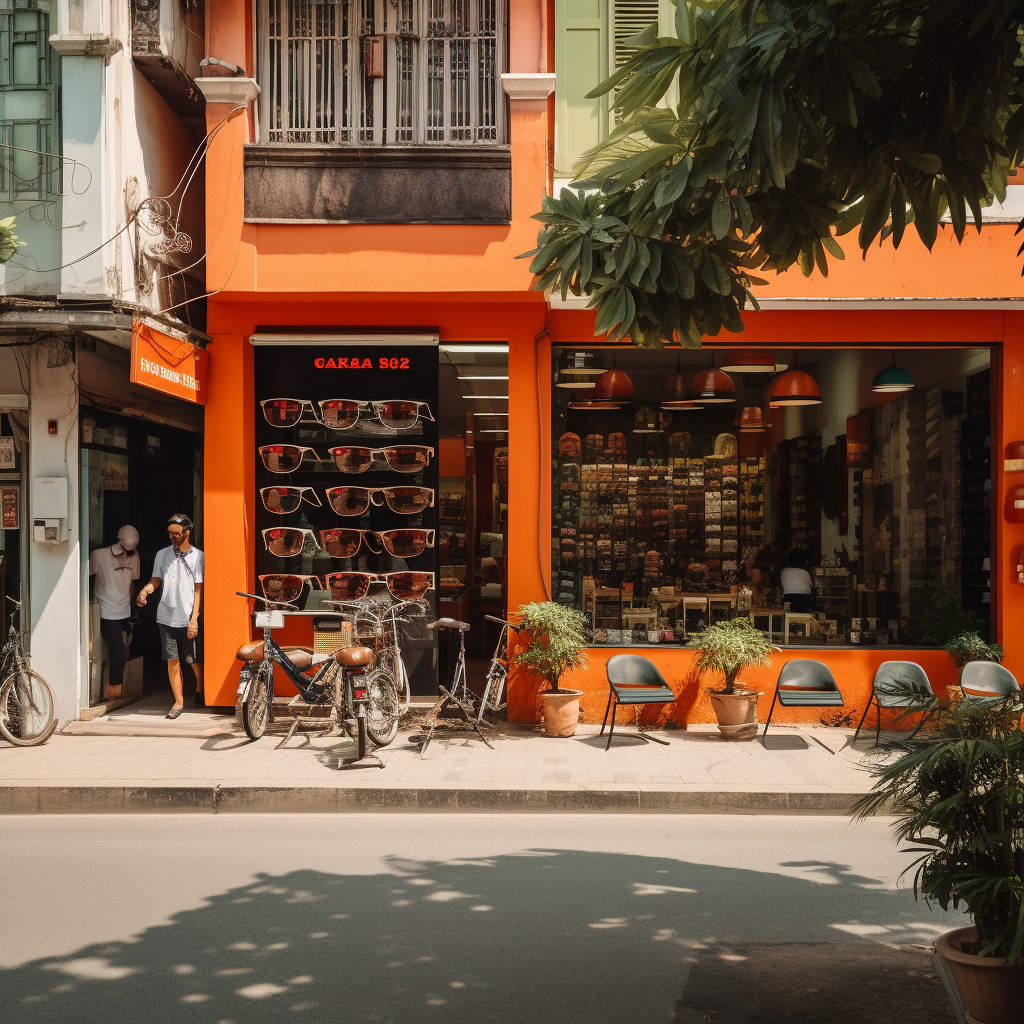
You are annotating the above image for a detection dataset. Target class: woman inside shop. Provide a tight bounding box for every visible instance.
[781,548,814,613]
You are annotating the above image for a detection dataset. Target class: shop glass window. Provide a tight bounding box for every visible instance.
[551,348,992,649]
[257,0,505,146]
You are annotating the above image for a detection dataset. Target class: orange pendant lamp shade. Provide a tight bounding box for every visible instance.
[769,354,822,407]
[720,350,779,373]
[690,367,736,403]
[660,372,689,402]
[593,367,634,401]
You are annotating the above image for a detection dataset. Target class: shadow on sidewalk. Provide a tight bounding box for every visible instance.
[3,851,957,1024]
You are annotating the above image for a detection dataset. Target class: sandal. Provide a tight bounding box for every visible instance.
[165,706,184,720]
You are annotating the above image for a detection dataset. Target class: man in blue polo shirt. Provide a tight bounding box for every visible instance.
[137,513,204,719]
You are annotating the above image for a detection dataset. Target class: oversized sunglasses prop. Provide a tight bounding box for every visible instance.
[259,445,324,474]
[319,399,434,431]
[327,445,433,475]
[319,528,382,559]
[258,574,322,602]
[374,529,435,558]
[324,571,435,602]
[325,485,434,517]
[261,527,322,557]
[260,486,323,514]
[261,398,434,431]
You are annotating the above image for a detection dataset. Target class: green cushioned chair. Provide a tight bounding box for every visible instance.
[959,662,1021,704]
[763,660,843,740]
[854,661,935,746]
[601,655,677,750]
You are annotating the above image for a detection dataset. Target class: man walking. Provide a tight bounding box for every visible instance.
[88,524,141,700]
[137,513,204,719]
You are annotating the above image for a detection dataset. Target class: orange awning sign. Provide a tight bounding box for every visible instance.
[130,320,208,405]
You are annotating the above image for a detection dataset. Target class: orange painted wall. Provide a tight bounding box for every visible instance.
[507,645,961,732]
[200,0,1024,724]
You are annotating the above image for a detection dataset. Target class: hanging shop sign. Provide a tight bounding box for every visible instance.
[130,320,208,405]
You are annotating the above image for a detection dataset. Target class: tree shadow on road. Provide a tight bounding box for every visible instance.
[4,851,958,1024]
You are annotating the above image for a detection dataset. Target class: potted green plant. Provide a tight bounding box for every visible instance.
[854,696,1024,1024]
[687,619,778,740]
[512,601,588,737]
[944,631,1004,669]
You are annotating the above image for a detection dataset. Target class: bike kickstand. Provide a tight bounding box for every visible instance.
[275,717,301,750]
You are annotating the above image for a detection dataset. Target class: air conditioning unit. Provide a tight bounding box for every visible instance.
[131,0,205,137]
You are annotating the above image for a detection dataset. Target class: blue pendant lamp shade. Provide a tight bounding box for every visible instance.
[872,353,915,394]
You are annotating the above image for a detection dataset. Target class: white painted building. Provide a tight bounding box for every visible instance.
[0,0,208,724]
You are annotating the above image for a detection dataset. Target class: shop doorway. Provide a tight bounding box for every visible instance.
[438,345,509,693]
[0,410,27,628]
[81,408,203,705]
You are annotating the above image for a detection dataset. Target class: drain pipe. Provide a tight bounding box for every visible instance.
[535,322,552,601]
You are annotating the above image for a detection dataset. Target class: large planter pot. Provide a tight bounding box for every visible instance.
[935,926,1024,1024]
[541,689,582,737]
[708,688,760,741]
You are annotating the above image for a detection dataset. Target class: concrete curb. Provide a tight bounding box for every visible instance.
[0,784,869,815]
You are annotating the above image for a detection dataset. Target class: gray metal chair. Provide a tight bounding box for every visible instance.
[854,661,936,745]
[601,655,677,750]
[763,660,843,740]
[959,662,1021,704]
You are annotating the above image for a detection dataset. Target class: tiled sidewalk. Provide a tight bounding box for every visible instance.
[0,721,879,794]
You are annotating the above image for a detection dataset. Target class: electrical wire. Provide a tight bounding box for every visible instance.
[7,105,245,277]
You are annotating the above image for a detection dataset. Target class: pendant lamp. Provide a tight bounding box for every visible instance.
[593,359,634,401]
[720,350,781,374]
[690,366,736,404]
[871,353,915,394]
[567,399,622,410]
[769,352,822,407]
[556,349,608,388]
[737,406,772,432]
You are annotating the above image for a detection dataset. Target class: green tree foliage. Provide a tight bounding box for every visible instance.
[0,216,24,263]
[522,1,1024,347]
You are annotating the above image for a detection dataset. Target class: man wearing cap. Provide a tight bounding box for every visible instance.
[137,514,204,719]
[89,525,141,701]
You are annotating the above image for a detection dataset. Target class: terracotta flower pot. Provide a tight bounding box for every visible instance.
[935,926,1024,1024]
[708,689,760,741]
[541,689,582,737]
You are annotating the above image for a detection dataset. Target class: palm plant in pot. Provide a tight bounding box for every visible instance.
[512,601,588,737]
[853,695,1024,1024]
[687,619,778,740]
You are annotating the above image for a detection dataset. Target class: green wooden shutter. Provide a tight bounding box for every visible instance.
[554,0,609,176]
[555,0,677,176]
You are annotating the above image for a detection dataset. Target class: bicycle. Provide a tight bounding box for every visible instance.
[234,591,380,765]
[0,595,57,747]
[418,616,493,755]
[323,597,423,746]
[478,614,514,724]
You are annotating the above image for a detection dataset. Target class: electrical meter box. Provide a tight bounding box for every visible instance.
[32,476,69,544]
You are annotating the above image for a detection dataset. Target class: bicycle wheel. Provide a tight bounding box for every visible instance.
[365,668,400,746]
[0,667,57,747]
[241,662,272,741]
[378,648,411,714]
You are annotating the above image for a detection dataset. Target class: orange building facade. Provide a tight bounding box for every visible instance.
[198,0,1024,730]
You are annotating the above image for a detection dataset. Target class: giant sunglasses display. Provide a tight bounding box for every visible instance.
[324,571,435,602]
[258,444,434,475]
[261,398,434,431]
[260,486,323,514]
[325,485,434,516]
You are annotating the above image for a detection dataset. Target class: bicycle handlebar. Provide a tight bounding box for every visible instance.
[236,590,299,612]
[5,595,20,608]
[484,614,515,627]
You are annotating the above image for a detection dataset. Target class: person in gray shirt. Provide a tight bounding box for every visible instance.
[137,513,204,719]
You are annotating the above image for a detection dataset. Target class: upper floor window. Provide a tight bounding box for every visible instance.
[256,0,506,147]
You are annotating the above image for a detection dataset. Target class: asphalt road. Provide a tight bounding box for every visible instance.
[2,814,962,1023]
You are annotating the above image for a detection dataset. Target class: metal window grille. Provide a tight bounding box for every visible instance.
[258,0,505,145]
[0,0,59,201]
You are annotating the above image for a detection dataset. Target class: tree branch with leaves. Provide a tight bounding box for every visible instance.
[521,1,1024,347]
